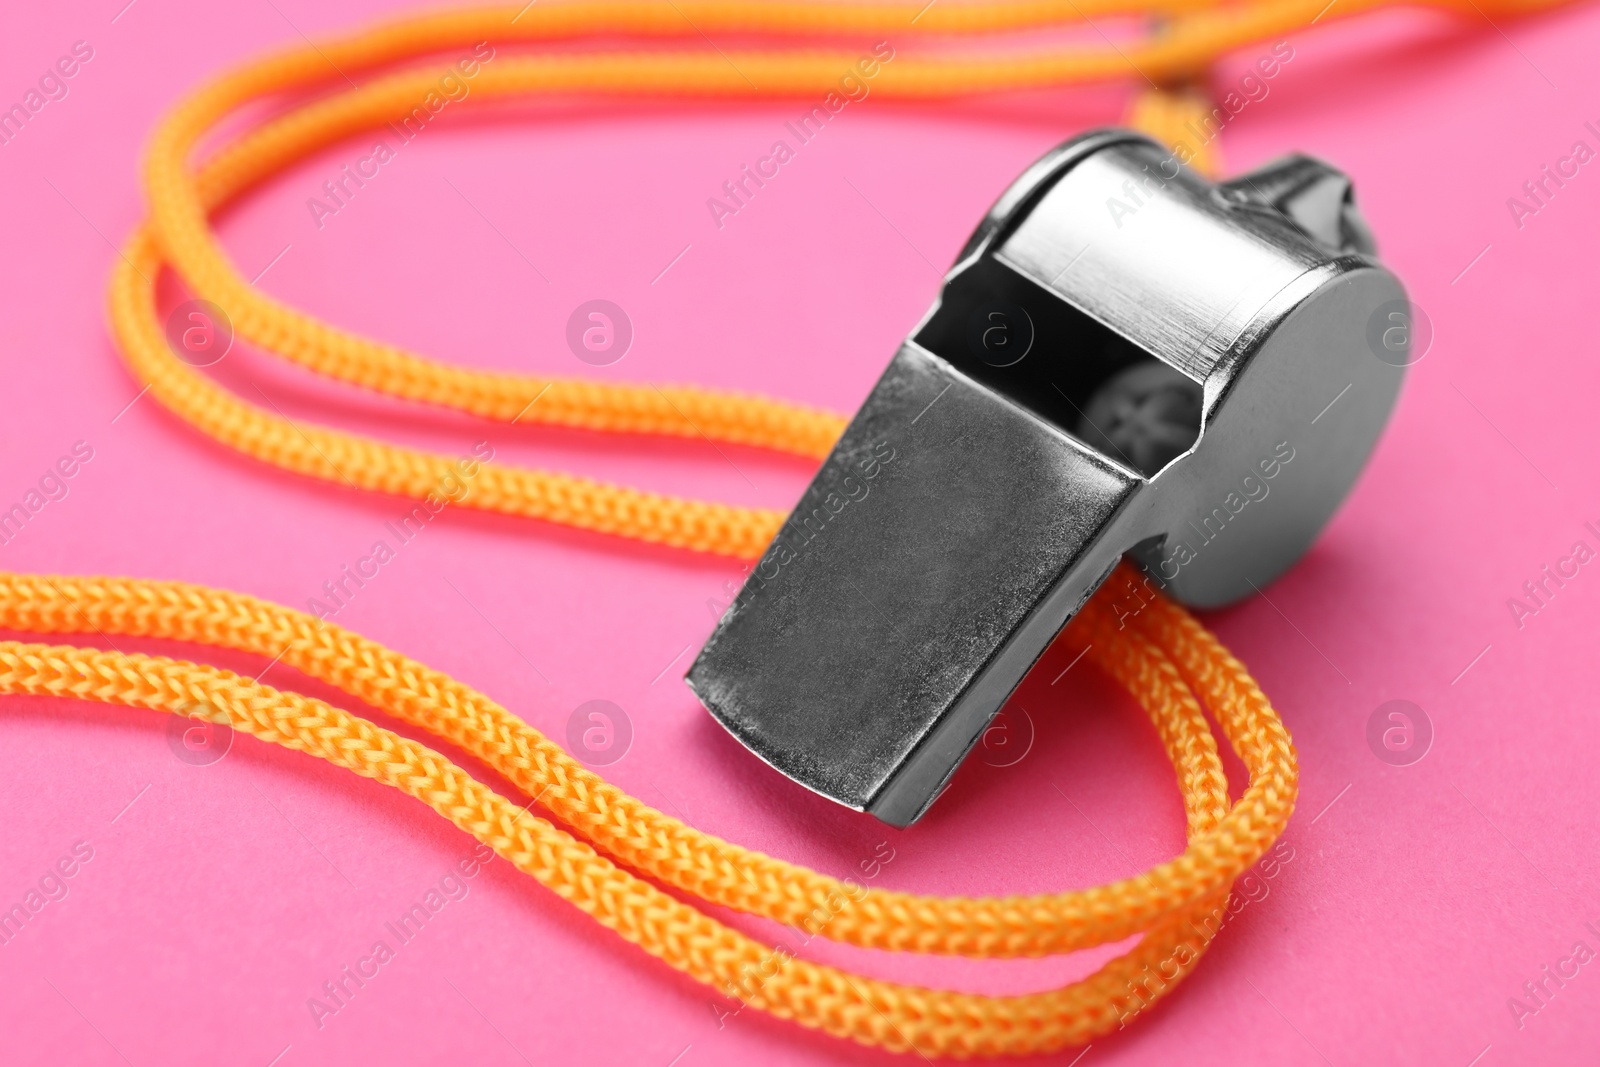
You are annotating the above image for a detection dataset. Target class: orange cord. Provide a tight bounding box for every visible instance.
[0,0,1573,1055]
[117,0,1569,554]
[0,566,1291,1055]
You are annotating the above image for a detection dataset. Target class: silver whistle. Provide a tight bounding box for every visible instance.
[687,130,1408,826]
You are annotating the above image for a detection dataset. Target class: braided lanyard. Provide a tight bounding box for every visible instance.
[0,0,1559,1055]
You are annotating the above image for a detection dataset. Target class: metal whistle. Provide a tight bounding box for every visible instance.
[686,130,1409,826]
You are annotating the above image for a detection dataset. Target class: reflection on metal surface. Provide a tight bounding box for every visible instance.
[689,130,1408,825]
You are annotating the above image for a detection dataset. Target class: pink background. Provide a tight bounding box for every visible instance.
[2,1,1599,1064]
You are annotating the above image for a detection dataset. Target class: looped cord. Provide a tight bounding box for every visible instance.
[0,567,1292,1055]
[2,0,1564,1055]
[112,0,1564,554]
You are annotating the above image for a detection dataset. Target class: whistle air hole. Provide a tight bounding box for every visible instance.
[913,256,1203,473]
[1075,362,1203,477]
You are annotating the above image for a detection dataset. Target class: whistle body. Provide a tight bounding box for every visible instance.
[688,130,1407,826]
